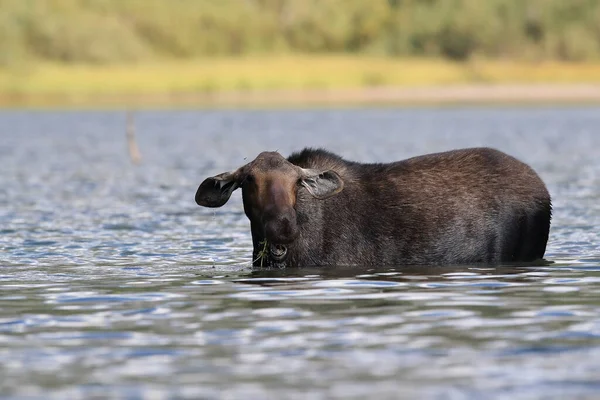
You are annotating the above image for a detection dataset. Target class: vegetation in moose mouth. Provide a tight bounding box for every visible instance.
[254,240,288,268]
[254,240,270,268]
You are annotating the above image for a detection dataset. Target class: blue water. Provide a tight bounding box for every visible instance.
[1,108,600,399]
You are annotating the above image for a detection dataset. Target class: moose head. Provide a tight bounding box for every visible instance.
[195,151,344,266]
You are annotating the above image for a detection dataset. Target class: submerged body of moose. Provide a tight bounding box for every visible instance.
[195,148,551,268]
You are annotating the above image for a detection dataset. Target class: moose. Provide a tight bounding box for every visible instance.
[195,148,551,268]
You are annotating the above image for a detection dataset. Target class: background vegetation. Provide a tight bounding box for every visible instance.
[1,0,600,105]
[2,0,600,67]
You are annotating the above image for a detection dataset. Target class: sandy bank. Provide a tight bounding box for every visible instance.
[2,84,600,108]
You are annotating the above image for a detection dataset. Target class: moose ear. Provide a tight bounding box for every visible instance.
[195,172,240,208]
[300,169,344,200]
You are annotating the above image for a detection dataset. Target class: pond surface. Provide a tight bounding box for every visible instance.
[1,108,600,399]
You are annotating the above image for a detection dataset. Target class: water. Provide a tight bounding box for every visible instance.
[1,108,600,399]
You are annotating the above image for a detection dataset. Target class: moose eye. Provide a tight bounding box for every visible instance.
[245,174,255,184]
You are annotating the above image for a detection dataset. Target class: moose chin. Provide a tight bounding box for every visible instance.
[195,147,551,269]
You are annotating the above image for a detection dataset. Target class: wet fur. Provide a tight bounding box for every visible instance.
[256,147,551,267]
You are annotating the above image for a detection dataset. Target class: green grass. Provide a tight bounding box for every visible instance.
[2,55,600,106]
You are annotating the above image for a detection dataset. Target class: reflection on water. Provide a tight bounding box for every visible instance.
[1,108,600,399]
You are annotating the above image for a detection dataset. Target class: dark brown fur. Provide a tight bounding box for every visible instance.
[195,148,552,268]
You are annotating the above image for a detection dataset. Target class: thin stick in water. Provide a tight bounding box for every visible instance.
[126,111,142,164]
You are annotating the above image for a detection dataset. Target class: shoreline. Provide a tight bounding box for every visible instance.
[2,56,600,108]
[2,83,600,108]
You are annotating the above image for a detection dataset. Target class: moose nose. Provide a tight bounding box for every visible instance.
[263,208,299,244]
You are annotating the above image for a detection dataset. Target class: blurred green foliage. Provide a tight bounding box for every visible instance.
[1,0,600,66]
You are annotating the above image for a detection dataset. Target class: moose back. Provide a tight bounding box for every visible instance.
[195,148,551,268]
